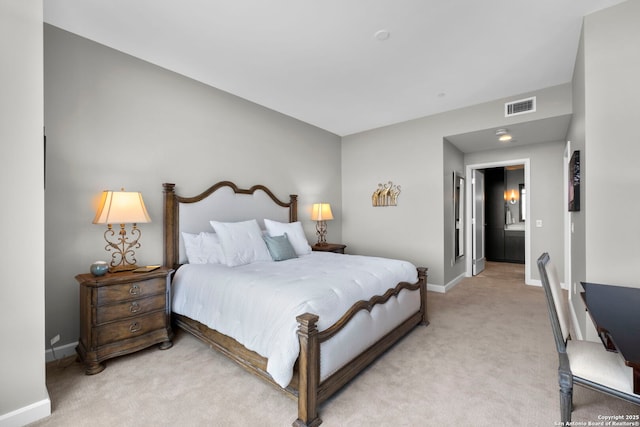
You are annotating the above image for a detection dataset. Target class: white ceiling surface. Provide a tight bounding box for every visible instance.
[44,0,625,140]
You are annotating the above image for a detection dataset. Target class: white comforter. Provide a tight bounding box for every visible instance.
[171,252,418,387]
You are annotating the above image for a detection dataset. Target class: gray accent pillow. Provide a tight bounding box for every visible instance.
[263,233,298,261]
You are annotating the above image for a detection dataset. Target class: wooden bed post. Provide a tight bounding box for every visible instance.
[163,183,177,269]
[294,313,322,427]
[289,194,298,222]
[417,267,429,326]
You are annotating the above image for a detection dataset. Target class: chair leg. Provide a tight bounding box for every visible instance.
[560,386,573,423]
[559,370,573,423]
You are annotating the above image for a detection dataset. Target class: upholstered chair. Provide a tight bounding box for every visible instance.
[537,252,640,423]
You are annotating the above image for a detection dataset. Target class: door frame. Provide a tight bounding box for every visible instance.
[471,169,485,275]
[465,158,532,283]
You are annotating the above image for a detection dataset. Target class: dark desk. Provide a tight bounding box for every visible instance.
[581,282,640,394]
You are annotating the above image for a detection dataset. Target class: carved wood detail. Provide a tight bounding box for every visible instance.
[163,182,297,269]
[318,269,428,342]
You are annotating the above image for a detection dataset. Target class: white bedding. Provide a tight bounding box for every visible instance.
[171,251,419,387]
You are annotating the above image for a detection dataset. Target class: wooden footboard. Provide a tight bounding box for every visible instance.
[293,267,428,427]
[173,267,428,427]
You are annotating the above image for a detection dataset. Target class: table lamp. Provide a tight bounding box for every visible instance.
[93,189,151,272]
[311,203,333,245]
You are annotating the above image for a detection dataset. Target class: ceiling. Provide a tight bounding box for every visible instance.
[446,114,573,153]
[44,0,625,143]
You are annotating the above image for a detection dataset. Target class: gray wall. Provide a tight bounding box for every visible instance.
[0,0,50,424]
[583,0,640,284]
[342,84,571,288]
[443,139,465,284]
[568,0,640,335]
[44,25,342,352]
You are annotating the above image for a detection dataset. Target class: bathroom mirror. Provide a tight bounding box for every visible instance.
[453,172,465,260]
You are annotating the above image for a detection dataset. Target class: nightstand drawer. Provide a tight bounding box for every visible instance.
[96,277,165,304]
[96,294,166,324]
[96,310,166,346]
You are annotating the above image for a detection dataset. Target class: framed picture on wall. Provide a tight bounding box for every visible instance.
[568,150,580,211]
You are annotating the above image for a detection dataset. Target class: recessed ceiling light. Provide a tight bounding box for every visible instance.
[374,29,390,41]
[495,128,512,142]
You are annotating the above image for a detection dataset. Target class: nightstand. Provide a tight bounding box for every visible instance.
[76,267,174,375]
[312,243,347,254]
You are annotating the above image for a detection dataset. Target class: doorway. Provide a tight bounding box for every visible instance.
[465,158,531,283]
[483,165,525,263]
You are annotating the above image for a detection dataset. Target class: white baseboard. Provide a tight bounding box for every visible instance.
[0,342,76,426]
[527,278,570,291]
[427,283,446,293]
[0,398,50,427]
[428,272,466,293]
[444,272,466,292]
[527,278,542,287]
[46,341,78,363]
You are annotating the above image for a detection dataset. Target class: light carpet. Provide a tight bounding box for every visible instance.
[31,262,639,426]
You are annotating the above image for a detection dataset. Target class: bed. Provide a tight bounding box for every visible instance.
[162,181,428,426]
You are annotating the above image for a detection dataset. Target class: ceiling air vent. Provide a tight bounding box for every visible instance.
[505,96,536,117]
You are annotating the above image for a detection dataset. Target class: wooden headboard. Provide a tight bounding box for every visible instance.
[163,181,298,269]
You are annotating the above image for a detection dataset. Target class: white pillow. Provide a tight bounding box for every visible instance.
[210,219,273,267]
[181,232,226,264]
[264,219,312,256]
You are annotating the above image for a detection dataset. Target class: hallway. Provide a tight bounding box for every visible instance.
[475,261,525,284]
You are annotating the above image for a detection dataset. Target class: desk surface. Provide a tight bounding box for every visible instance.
[581,282,640,369]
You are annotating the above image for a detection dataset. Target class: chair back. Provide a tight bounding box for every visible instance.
[537,252,570,353]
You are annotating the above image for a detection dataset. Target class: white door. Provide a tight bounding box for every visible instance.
[472,169,486,275]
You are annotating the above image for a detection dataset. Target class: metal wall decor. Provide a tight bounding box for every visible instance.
[372,181,401,206]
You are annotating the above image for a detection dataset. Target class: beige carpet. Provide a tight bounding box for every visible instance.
[32,262,639,426]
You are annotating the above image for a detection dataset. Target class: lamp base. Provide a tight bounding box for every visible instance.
[102,223,143,273]
[315,220,328,245]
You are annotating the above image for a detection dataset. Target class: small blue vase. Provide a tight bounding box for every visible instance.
[90,261,109,276]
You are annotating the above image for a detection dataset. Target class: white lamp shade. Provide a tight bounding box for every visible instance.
[311,203,333,221]
[93,191,151,224]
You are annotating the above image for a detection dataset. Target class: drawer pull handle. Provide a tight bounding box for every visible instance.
[129,284,140,295]
[129,302,140,313]
[129,322,141,333]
